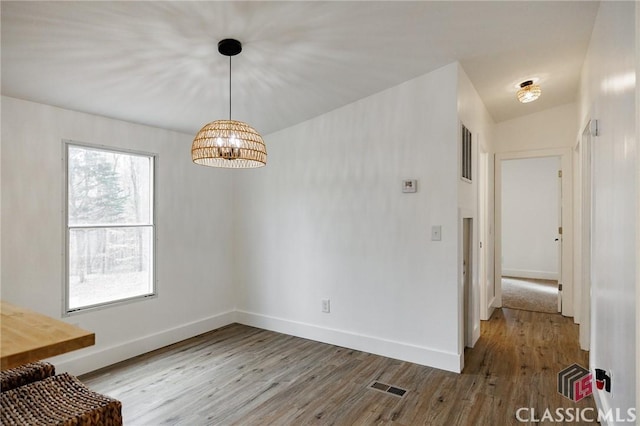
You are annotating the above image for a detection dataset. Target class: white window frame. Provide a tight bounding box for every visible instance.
[63,140,157,315]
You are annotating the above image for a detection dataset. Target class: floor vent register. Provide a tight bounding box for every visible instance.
[368,381,407,398]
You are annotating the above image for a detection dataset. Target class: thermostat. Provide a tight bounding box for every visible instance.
[402,179,417,193]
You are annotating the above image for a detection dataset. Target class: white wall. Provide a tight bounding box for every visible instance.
[0,63,492,376]
[579,1,637,421]
[457,64,495,339]
[636,2,640,418]
[0,98,2,296]
[494,101,575,317]
[1,97,236,375]
[495,103,577,153]
[234,63,464,372]
[502,157,559,280]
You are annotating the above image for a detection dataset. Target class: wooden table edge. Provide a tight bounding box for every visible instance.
[1,333,95,370]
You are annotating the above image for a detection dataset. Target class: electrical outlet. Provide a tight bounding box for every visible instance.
[321,299,330,313]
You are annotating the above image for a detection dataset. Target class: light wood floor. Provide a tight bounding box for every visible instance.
[80,309,594,425]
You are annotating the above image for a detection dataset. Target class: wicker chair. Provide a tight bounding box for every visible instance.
[1,372,122,425]
[0,361,55,392]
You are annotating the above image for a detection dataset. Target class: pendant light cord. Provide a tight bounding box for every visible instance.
[229,55,232,120]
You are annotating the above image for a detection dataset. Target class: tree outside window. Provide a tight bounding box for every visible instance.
[66,143,155,312]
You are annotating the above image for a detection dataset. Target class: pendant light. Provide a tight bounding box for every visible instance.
[192,39,267,168]
[517,80,542,104]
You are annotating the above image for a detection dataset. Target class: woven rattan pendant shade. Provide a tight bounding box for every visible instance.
[192,120,267,168]
[191,38,266,168]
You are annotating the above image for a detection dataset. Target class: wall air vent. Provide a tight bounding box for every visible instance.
[461,124,472,182]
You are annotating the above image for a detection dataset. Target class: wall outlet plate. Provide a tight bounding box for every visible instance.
[321,299,330,313]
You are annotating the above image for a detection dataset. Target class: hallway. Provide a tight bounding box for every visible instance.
[463,308,594,424]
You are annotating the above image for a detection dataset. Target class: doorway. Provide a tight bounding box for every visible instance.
[500,156,560,313]
[494,148,573,317]
[463,217,473,347]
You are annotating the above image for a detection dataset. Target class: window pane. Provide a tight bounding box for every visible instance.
[68,226,153,310]
[68,146,152,226]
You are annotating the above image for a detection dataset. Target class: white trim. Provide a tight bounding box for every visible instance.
[62,140,158,315]
[49,310,236,376]
[478,145,490,321]
[636,3,640,416]
[495,147,573,316]
[50,309,464,376]
[572,139,582,326]
[486,296,496,320]
[592,388,613,426]
[577,120,594,350]
[458,208,479,367]
[236,310,462,373]
[502,270,559,281]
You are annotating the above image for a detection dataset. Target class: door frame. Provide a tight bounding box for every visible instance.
[478,145,491,321]
[575,120,596,349]
[463,217,473,347]
[459,208,478,368]
[494,147,574,316]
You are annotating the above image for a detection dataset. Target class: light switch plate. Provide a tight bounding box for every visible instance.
[431,225,442,241]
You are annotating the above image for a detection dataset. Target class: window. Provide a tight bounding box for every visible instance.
[65,143,155,313]
[461,124,472,182]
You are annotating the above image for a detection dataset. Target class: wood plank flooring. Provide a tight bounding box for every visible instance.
[80,308,595,425]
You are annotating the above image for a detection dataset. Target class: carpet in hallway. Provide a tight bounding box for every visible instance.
[501,277,558,313]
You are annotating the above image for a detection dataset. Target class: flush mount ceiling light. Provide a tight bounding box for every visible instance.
[192,39,267,168]
[517,80,542,104]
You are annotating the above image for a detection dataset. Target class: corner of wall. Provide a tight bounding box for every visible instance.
[635,0,640,417]
[236,310,462,373]
[455,63,496,356]
[52,310,237,376]
[232,63,463,374]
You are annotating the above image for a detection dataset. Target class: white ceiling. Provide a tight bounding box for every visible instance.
[1,1,599,136]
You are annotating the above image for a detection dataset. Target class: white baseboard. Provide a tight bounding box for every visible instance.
[482,296,497,320]
[49,310,236,376]
[470,324,480,348]
[236,310,461,373]
[591,384,638,424]
[51,310,462,376]
[502,269,559,281]
[593,388,612,426]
